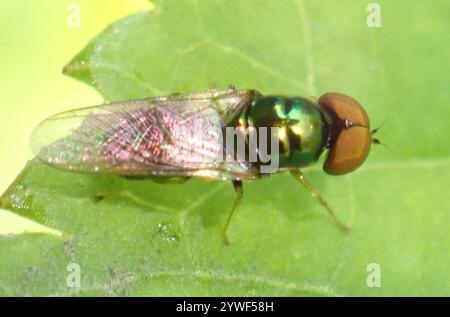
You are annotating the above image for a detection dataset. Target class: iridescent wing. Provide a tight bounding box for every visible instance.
[31,89,262,180]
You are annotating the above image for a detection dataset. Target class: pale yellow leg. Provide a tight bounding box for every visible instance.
[290,169,350,232]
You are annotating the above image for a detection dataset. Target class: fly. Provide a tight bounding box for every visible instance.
[30,86,379,244]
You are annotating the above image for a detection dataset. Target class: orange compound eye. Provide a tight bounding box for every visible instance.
[318,93,372,175]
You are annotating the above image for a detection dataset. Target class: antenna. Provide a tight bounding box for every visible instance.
[371,120,390,150]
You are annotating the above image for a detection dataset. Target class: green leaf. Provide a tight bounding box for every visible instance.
[1,0,449,296]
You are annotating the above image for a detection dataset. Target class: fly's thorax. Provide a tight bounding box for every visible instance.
[229,96,328,169]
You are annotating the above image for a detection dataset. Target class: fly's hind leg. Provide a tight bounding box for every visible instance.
[223,180,243,245]
[94,176,190,203]
[93,175,147,202]
[290,169,350,232]
[93,186,133,203]
[93,190,124,202]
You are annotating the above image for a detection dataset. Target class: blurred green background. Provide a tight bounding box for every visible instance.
[0,0,150,232]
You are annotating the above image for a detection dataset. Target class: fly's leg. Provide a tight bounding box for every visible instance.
[93,176,145,202]
[94,177,190,202]
[93,188,127,202]
[290,169,350,232]
[223,180,243,245]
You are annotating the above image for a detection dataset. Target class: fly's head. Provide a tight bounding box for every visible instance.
[317,92,374,175]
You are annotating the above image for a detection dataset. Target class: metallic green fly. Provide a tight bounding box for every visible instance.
[31,86,378,244]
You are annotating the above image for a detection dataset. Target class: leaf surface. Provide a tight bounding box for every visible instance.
[1,0,449,296]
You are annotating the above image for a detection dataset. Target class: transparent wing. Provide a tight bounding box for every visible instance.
[31,89,261,180]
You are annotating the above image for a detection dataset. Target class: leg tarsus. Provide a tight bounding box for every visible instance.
[223,180,243,245]
[92,188,125,203]
[93,194,106,202]
[93,177,144,203]
[290,169,350,232]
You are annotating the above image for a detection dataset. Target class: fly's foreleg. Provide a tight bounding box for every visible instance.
[223,180,243,245]
[290,169,350,232]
